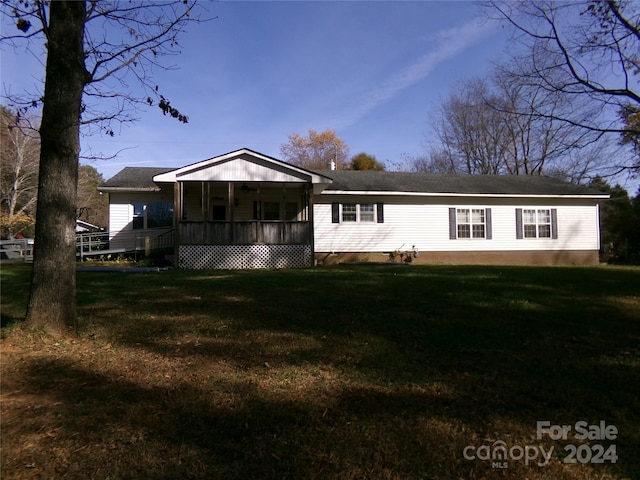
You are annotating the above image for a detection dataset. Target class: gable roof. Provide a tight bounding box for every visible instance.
[98,149,608,199]
[153,148,333,185]
[318,170,608,198]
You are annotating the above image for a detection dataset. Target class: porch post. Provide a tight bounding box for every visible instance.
[201,181,207,222]
[307,184,315,267]
[173,181,181,268]
[228,182,234,243]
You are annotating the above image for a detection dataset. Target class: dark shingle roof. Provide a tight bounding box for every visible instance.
[99,166,607,197]
[317,170,606,196]
[99,167,178,191]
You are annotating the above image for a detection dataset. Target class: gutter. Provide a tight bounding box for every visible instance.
[320,190,610,199]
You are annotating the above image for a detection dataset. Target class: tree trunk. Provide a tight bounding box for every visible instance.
[25,1,87,334]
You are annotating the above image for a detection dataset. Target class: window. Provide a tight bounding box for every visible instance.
[132,202,144,230]
[523,209,551,238]
[147,202,173,228]
[332,203,384,223]
[449,207,492,240]
[456,208,485,239]
[132,201,173,229]
[359,204,375,222]
[516,208,557,239]
[342,204,357,222]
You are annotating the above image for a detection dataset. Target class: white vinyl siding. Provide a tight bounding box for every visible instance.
[314,197,601,253]
[107,190,174,249]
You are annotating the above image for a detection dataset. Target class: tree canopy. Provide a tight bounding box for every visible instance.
[348,152,386,171]
[280,129,350,170]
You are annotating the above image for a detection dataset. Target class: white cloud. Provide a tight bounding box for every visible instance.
[332,17,497,129]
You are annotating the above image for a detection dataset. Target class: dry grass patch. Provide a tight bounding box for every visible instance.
[2,263,639,479]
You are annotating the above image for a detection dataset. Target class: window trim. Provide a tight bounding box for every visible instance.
[333,202,384,224]
[516,208,558,239]
[449,207,492,240]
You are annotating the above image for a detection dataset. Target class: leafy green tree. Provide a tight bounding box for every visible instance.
[348,152,385,171]
[589,177,638,263]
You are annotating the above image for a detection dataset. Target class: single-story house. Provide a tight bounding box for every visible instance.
[98,148,609,268]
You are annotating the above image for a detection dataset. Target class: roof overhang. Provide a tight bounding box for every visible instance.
[97,186,162,193]
[153,148,333,189]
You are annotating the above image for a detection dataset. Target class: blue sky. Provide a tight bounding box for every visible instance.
[4,1,514,180]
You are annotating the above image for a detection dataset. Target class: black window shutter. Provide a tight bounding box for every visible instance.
[551,208,558,239]
[377,203,384,223]
[331,202,340,223]
[253,201,259,220]
[449,208,457,240]
[515,208,523,239]
[485,208,492,240]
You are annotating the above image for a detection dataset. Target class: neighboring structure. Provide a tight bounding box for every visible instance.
[98,148,608,268]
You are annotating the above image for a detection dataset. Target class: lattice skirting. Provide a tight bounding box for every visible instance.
[178,244,312,269]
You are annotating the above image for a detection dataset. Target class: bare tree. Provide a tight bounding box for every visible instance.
[483,0,640,172]
[429,79,510,174]
[280,129,350,170]
[0,107,40,238]
[425,75,609,181]
[1,1,203,333]
[493,68,607,180]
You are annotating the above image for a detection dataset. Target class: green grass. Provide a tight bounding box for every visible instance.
[2,263,639,479]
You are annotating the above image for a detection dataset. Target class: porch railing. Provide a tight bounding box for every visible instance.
[178,221,311,245]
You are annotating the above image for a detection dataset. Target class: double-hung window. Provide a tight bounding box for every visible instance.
[450,208,491,239]
[516,208,557,239]
[359,204,375,222]
[342,204,357,222]
[332,203,384,223]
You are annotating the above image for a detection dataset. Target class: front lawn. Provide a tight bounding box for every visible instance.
[1,263,639,479]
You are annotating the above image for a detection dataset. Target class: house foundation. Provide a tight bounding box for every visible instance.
[316,250,600,266]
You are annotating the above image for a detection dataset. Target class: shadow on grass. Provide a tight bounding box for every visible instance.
[2,264,639,478]
[5,349,638,479]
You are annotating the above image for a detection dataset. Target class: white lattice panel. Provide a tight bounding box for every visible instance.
[178,245,312,269]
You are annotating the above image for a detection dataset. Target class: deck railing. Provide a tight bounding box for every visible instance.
[0,238,34,261]
[3,223,309,263]
[178,221,311,245]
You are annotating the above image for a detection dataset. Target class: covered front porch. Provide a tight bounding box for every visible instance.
[152,149,332,269]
